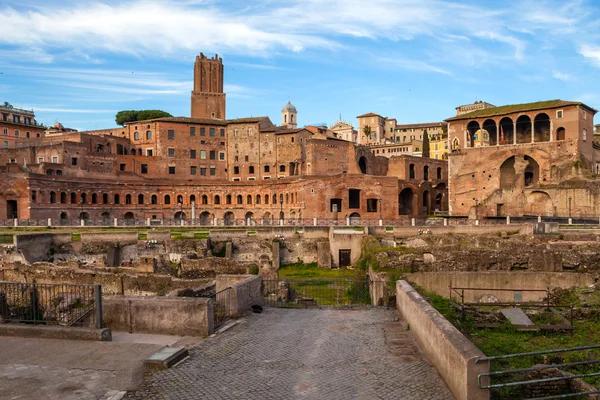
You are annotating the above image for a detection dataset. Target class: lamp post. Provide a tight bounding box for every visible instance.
[568,196,572,218]
[475,199,479,221]
[79,199,84,224]
[379,198,382,221]
[178,201,183,224]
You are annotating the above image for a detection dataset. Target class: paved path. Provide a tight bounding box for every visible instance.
[126,308,453,400]
[0,336,164,400]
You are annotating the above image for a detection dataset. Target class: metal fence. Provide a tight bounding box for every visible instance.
[0,281,102,328]
[207,286,234,329]
[477,345,600,399]
[263,279,387,308]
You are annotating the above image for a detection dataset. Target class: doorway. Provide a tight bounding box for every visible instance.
[339,249,351,267]
[6,200,17,219]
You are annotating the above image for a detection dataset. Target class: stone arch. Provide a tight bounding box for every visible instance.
[101,211,110,220]
[534,113,551,142]
[349,212,361,225]
[102,193,109,204]
[247,195,252,205]
[245,211,255,225]
[272,194,277,204]
[500,156,516,189]
[452,137,460,150]
[399,188,414,216]
[256,194,261,205]
[482,119,497,146]
[124,212,135,221]
[466,121,480,147]
[125,194,132,204]
[114,194,120,204]
[525,191,553,216]
[199,211,211,225]
[60,212,68,220]
[422,190,430,215]
[174,211,186,220]
[224,211,235,226]
[46,169,54,175]
[226,194,232,205]
[516,115,531,144]
[202,195,208,205]
[236,195,243,204]
[358,156,367,174]
[524,155,540,187]
[556,127,566,141]
[499,117,514,145]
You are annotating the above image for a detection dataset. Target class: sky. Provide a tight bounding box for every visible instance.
[1,0,600,131]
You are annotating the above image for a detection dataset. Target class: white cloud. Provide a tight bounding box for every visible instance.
[579,45,600,68]
[552,72,572,81]
[376,56,452,76]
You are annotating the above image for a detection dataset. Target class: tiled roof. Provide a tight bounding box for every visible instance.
[133,117,228,125]
[445,100,597,121]
[356,112,382,118]
[226,116,270,124]
[394,122,446,130]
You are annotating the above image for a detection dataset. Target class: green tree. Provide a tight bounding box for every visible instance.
[422,129,430,158]
[362,125,372,140]
[115,109,172,126]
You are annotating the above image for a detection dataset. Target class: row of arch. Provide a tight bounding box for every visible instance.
[409,165,443,180]
[457,113,565,148]
[45,191,300,206]
[398,184,446,216]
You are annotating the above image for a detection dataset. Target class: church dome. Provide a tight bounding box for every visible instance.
[282,101,297,113]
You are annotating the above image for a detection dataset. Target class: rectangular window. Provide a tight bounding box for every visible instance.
[190,149,196,159]
[146,130,152,139]
[169,166,176,174]
[557,110,563,119]
[168,130,175,140]
[72,158,78,166]
[200,167,207,176]
[14,130,19,137]
[583,110,587,120]
[210,128,215,137]
[234,166,240,174]
[134,131,139,140]
[583,129,587,142]
[200,127,205,136]
[190,127,196,136]
[219,128,225,137]
[38,157,44,163]
[234,156,239,162]
[245,155,249,162]
[141,164,148,174]
[120,163,126,171]
[280,165,286,172]
[3,128,7,136]
[367,199,378,212]
[168,148,175,157]
[330,198,342,212]
[219,152,225,160]
[349,189,360,209]
[190,166,197,175]
[209,150,216,160]
[52,156,58,163]
[9,158,15,163]
[146,149,153,156]
[200,150,207,159]
[210,167,216,176]
[26,131,30,138]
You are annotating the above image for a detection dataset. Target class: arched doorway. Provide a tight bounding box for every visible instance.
[174,211,186,221]
[516,115,531,144]
[358,157,367,174]
[199,211,211,225]
[482,119,497,146]
[500,156,516,189]
[556,127,566,141]
[398,188,414,216]
[525,191,553,216]
[499,117,514,145]
[224,211,235,226]
[263,212,272,225]
[466,121,480,147]
[124,212,135,225]
[422,190,430,215]
[534,113,551,142]
[245,211,255,226]
[101,211,110,224]
[349,212,361,225]
[60,212,68,223]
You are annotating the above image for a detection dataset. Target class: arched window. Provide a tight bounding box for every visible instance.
[437,167,442,180]
[46,169,54,175]
[114,194,120,204]
[125,194,132,204]
[190,195,196,204]
[202,195,208,205]
[50,191,56,203]
[91,193,98,204]
[409,164,415,179]
[71,192,77,203]
[138,194,144,204]
[177,195,183,204]
[56,170,63,176]
[151,195,157,204]
[424,166,429,181]
[81,193,87,203]
[247,195,252,204]
[237,195,243,204]
[214,195,221,205]
[164,195,171,205]
[102,193,109,204]
[256,195,261,204]
[60,192,67,204]
[272,194,277,204]
[226,194,232,204]
[291,114,294,123]
[286,193,289,203]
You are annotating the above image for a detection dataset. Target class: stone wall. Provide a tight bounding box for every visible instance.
[103,295,213,336]
[14,233,72,263]
[406,271,596,303]
[396,280,489,400]
[215,274,263,317]
[180,257,247,278]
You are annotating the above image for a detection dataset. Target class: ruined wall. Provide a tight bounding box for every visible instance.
[180,257,247,278]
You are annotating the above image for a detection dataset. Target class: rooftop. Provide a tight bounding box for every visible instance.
[395,122,446,130]
[356,112,383,118]
[131,116,229,126]
[446,99,597,121]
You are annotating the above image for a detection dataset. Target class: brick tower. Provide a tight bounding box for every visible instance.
[191,53,226,119]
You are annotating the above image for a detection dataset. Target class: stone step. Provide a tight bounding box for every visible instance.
[145,347,189,370]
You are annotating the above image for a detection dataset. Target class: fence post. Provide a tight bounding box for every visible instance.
[47,218,52,227]
[146,217,151,226]
[378,219,382,226]
[568,218,573,225]
[411,218,415,226]
[346,217,350,226]
[313,217,317,226]
[114,217,118,227]
[443,218,448,226]
[80,219,85,227]
[538,216,542,223]
[13,218,17,227]
[506,216,511,225]
[475,219,479,226]
[94,284,103,329]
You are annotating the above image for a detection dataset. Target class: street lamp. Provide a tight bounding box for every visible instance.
[475,199,479,221]
[279,194,284,223]
[379,198,382,221]
[79,199,84,224]
[568,196,572,219]
[178,201,183,223]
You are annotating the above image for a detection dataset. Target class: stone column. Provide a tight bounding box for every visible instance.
[47,218,52,227]
[13,219,17,227]
[531,120,535,143]
[114,217,118,227]
[191,201,196,222]
[496,124,499,146]
[550,120,553,142]
[146,218,150,226]
[80,219,85,227]
[225,242,233,258]
[443,218,448,226]
[506,216,510,225]
[313,217,317,226]
[513,123,517,145]
[411,218,415,226]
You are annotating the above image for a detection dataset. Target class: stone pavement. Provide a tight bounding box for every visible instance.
[126,308,453,400]
[0,335,164,400]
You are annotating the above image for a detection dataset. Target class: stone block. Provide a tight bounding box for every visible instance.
[317,241,331,269]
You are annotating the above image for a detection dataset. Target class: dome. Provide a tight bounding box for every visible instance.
[282,101,297,113]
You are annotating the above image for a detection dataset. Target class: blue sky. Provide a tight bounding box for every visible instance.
[1,0,600,130]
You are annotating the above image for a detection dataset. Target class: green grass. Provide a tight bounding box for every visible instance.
[138,233,147,240]
[71,233,81,241]
[278,262,355,279]
[0,234,13,244]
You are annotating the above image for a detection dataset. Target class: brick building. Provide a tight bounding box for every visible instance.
[0,54,448,223]
[0,103,45,149]
[446,99,600,218]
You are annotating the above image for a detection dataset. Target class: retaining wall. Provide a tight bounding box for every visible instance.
[216,274,263,317]
[103,295,213,336]
[14,233,72,263]
[406,271,596,303]
[396,280,489,400]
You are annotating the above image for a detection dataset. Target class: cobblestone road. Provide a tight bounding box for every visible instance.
[126,308,453,400]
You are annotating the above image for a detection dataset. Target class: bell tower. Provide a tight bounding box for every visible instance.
[281,100,297,129]
[191,53,226,119]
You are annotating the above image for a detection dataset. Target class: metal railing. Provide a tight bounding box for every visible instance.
[476,345,600,399]
[0,281,103,328]
[207,286,234,329]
